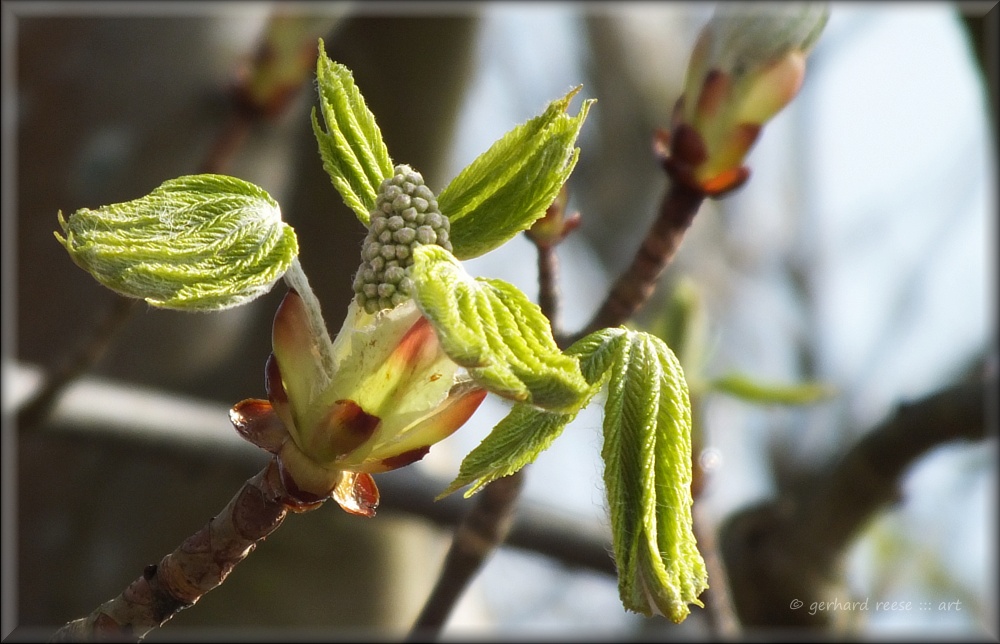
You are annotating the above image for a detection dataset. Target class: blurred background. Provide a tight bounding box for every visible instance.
[3,1,996,641]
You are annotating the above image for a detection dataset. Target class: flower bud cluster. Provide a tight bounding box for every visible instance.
[353,164,452,313]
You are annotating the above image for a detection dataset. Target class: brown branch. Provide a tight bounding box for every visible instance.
[718,375,992,629]
[407,472,525,640]
[195,111,253,176]
[16,296,140,432]
[571,178,704,343]
[379,469,615,577]
[48,459,293,642]
[536,243,562,336]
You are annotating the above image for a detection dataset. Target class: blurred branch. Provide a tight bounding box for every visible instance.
[719,374,993,629]
[957,3,998,132]
[16,296,139,432]
[15,11,329,434]
[407,472,525,640]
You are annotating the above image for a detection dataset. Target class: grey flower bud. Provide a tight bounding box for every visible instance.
[354,164,453,312]
[416,226,437,245]
[393,227,416,245]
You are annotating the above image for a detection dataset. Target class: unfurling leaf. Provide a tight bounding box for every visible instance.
[439,403,579,498]
[55,174,297,311]
[410,245,591,412]
[312,39,394,225]
[571,327,708,622]
[438,87,594,259]
[440,323,707,622]
[438,328,619,498]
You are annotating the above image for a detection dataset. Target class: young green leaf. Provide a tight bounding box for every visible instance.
[709,372,836,405]
[312,39,394,225]
[439,328,624,498]
[439,403,580,498]
[410,245,590,412]
[438,88,594,260]
[55,174,298,311]
[565,326,630,385]
[571,327,707,622]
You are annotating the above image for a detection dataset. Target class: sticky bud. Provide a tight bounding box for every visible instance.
[670,3,829,196]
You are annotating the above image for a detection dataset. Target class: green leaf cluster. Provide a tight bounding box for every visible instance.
[428,316,706,622]
[311,44,592,263]
[311,43,592,261]
[55,175,297,311]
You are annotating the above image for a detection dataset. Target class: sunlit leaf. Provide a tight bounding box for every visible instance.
[410,245,590,411]
[439,403,579,498]
[312,39,394,225]
[55,174,297,310]
[576,328,708,621]
[439,88,593,259]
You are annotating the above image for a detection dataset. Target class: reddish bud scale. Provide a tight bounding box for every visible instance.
[380,446,431,470]
[229,398,288,454]
[332,471,380,517]
[265,353,288,405]
[694,69,729,120]
[309,399,381,460]
[392,316,440,378]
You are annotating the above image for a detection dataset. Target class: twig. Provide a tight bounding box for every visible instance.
[16,296,139,432]
[407,472,525,641]
[719,375,993,628]
[525,187,579,343]
[571,177,704,343]
[195,111,253,176]
[49,459,292,642]
[536,243,562,337]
